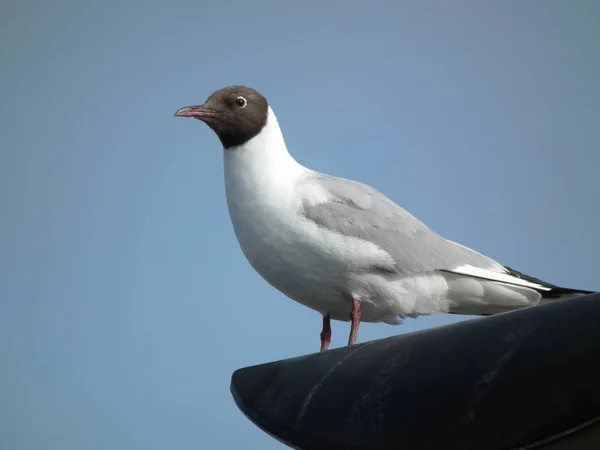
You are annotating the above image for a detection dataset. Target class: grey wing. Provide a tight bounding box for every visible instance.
[299,173,503,276]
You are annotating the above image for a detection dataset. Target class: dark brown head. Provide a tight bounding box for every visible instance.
[174,86,269,149]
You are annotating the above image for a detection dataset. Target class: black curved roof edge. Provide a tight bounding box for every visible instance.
[231,292,600,450]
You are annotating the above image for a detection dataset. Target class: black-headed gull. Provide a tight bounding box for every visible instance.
[175,86,593,352]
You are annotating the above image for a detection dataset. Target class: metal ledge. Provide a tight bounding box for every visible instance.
[231,293,600,449]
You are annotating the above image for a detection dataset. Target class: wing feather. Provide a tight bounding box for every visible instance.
[300,173,503,275]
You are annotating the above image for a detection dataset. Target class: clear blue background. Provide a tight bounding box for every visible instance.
[1,1,599,449]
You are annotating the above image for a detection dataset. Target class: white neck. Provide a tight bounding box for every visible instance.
[222,107,310,261]
[223,107,307,196]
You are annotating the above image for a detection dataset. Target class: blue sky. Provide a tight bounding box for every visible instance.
[1,1,599,449]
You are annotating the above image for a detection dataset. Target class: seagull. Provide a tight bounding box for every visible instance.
[175,85,594,352]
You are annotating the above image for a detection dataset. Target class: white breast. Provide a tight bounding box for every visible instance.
[224,109,323,289]
[223,107,306,267]
[222,108,389,314]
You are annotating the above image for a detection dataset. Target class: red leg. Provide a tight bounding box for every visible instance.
[320,314,331,352]
[348,298,361,346]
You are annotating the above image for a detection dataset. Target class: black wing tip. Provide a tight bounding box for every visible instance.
[545,287,596,298]
[503,266,558,289]
[503,266,595,298]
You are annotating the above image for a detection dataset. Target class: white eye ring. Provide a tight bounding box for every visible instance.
[235,96,247,108]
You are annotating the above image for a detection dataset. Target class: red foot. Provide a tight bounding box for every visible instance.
[320,315,331,352]
[348,298,361,346]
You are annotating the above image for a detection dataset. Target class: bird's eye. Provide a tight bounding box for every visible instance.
[235,96,247,108]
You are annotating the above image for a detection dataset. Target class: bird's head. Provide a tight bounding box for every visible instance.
[175,85,269,149]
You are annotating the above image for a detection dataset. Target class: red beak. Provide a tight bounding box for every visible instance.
[174,105,219,120]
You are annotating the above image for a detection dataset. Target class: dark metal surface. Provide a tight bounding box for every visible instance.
[231,293,600,450]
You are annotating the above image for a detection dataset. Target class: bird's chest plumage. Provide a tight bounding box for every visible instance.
[223,149,348,308]
[226,174,333,286]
